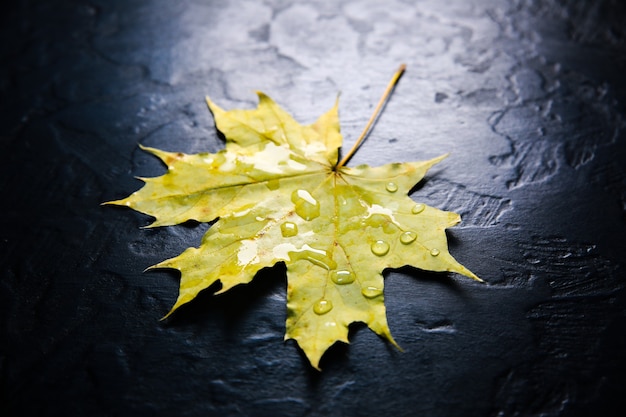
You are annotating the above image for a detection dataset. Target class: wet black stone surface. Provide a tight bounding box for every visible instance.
[1,1,625,416]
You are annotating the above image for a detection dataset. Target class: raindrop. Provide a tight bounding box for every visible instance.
[291,189,321,221]
[371,240,390,256]
[330,270,355,285]
[280,222,298,237]
[313,299,333,315]
[412,203,425,214]
[385,182,398,192]
[400,231,417,244]
[289,246,337,270]
[361,286,383,299]
[430,248,440,256]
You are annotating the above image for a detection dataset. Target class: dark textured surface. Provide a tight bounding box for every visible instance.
[1,1,625,416]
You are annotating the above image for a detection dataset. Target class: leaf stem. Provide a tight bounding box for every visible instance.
[335,64,406,169]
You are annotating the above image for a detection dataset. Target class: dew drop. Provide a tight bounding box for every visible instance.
[430,248,440,256]
[385,182,398,192]
[361,286,383,299]
[313,299,333,315]
[400,231,417,244]
[412,203,425,214]
[289,245,337,270]
[280,222,298,237]
[371,240,390,256]
[291,189,321,221]
[330,270,355,285]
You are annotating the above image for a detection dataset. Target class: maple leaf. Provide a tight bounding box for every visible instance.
[106,67,480,369]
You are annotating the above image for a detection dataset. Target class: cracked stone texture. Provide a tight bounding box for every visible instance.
[1,0,625,416]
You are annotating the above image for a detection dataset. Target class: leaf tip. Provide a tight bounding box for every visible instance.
[101,198,130,208]
[254,91,276,107]
[205,96,223,115]
[470,273,485,283]
[455,265,483,283]
[160,291,193,321]
[432,153,450,164]
[160,308,175,321]
[308,354,324,372]
[137,145,172,164]
[382,331,403,352]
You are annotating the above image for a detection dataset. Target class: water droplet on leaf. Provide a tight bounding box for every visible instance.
[430,248,440,256]
[400,231,417,244]
[331,270,355,285]
[371,240,390,256]
[289,245,337,270]
[361,286,383,298]
[280,222,298,237]
[291,189,320,221]
[385,182,398,192]
[412,203,425,214]
[313,299,333,315]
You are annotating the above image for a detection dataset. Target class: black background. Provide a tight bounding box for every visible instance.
[1,1,626,416]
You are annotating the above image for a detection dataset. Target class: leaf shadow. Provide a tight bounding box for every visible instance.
[303,318,405,383]
[158,263,287,334]
[407,164,448,195]
[388,265,470,300]
[215,127,227,144]
[301,323,364,383]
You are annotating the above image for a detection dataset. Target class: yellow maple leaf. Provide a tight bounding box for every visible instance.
[106,67,480,369]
